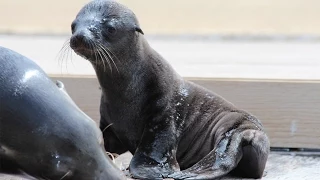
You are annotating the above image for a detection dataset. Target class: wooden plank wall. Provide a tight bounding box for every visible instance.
[51,77,320,149]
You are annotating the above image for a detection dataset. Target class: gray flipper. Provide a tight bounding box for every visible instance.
[169,129,269,180]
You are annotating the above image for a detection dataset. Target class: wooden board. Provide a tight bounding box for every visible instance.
[51,76,320,149]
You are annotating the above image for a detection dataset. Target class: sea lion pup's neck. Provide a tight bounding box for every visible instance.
[93,36,180,98]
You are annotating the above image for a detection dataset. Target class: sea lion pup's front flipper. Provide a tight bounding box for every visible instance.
[129,122,181,179]
[169,127,270,180]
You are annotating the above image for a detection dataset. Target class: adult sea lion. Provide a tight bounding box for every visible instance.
[70,0,270,179]
[0,46,126,180]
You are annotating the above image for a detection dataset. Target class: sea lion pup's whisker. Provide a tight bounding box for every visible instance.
[89,40,99,66]
[93,49,103,72]
[60,170,71,180]
[94,42,109,72]
[88,40,100,69]
[58,40,72,72]
[97,44,114,73]
[87,39,97,62]
[67,44,76,68]
[57,43,69,72]
[96,44,110,71]
[98,43,120,68]
[101,44,120,63]
[61,42,71,73]
[97,48,108,72]
[91,42,105,71]
[98,43,119,73]
[94,43,108,72]
[101,50,112,73]
[64,45,71,68]
[56,39,70,64]
[61,47,69,73]
[92,43,99,70]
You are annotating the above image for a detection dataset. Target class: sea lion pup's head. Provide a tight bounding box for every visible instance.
[70,0,144,65]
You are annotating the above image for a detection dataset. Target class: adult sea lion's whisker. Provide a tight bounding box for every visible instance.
[60,171,71,180]
[102,123,113,133]
[105,151,116,164]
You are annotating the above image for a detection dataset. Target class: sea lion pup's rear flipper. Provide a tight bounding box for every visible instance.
[169,129,270,180]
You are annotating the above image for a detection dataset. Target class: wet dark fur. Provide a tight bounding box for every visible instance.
[0,46,125,180]
[70,0,270,179]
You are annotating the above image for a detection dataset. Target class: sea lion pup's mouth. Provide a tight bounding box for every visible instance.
[70,34,119,73]
[69,31,115,67]
[70,33,95,57]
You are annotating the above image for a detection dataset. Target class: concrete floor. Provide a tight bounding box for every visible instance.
[114,152,320,180]
[262,153,320,180]
[1,152,320,179]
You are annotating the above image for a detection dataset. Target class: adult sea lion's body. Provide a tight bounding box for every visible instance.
[0,46,125,180]
[70,0,270,179]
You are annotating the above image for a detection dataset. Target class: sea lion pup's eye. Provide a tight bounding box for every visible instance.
[100,18,117,34]
[107,26,117,34]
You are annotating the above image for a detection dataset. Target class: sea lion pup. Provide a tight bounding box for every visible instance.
[70,0,270,179]
[0,46,125,180]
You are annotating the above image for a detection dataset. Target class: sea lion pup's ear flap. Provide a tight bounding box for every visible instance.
[135,25,144,35]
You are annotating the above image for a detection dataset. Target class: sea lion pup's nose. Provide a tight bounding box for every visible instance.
[70,32,91,50]
[70,33,84,47]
